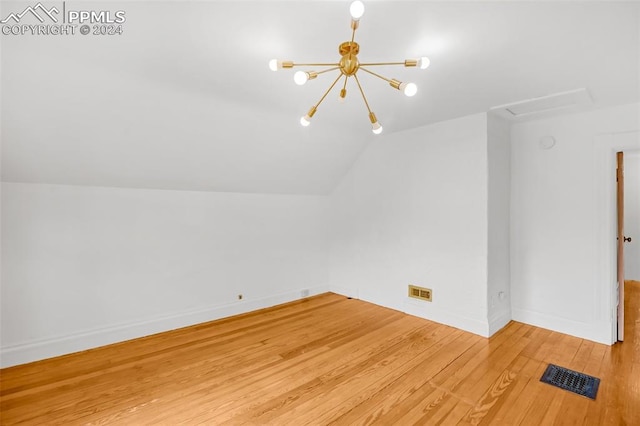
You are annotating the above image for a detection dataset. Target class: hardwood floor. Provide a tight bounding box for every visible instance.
[1,282,639,425]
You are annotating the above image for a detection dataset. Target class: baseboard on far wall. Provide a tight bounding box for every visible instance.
[511,308,612,345]
[328,288,495,338]
[328,284,359,300]
[0,285,329,369]
[401,300,492,338]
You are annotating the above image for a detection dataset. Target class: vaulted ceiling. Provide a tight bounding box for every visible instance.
[2,1,639,194]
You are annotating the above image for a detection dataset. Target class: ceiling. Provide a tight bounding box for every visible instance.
[2,0,639,195]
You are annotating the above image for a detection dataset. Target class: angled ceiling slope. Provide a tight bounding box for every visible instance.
[1,1,638,195]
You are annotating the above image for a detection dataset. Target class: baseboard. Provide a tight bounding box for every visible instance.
[327,288,492,337]
[328,284,359,299]
[331,288,492,337]
[488,309,512,336]
[402,301,491,337]
[0,284,329,368]
[512,307,612,345]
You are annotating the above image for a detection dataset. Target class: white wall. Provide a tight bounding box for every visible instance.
[4,104,637,368]
[624,152,640,280]
[487,114,512,334]
[511,103,640,344]
[329,113,492,336]
[1,182,329,367]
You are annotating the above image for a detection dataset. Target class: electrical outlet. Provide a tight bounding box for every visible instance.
[238,294,243,300]
[301,289,310,297]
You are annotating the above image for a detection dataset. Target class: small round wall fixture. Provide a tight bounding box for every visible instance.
[539,135,556,150]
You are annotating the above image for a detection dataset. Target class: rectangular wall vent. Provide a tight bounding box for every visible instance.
[408,285,432,302]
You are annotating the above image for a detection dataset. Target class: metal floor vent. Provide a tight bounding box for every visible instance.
[540,364,600,400]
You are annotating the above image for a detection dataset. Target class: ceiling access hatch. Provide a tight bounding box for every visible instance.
[491,88,592,118]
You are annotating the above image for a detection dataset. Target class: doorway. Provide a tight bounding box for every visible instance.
[617,151,624,341]
[597,132,640,344]
[619,150,640,342]
[623,150,640,283]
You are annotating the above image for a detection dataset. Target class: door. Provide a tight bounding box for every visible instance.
[617,151,624,341]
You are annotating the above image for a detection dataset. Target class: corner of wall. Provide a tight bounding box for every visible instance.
[486,112,513,336]
[327,113,495,339]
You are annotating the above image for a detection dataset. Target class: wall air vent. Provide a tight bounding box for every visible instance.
[490,88,592,119]
[408,285,432,302]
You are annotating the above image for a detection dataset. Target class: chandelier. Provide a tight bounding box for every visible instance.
[269,1,430,134]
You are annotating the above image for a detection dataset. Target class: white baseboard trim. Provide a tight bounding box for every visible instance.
[488,309,512,336]
[512,307,612,345]
[326,290,491,337]
[328,284,359,299]
[348,294,489,337]
[401,301,491,337]
[0,284,330,368]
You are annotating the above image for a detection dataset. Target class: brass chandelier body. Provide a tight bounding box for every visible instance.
[339,42,360,76]
[269,1,430,134]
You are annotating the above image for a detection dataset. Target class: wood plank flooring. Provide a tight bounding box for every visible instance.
[1,282,639,425]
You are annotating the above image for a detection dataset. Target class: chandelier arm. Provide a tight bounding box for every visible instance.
[358,67,393,84]
[316,67,341,76]
[348,27,358,67]
[312,73,344,109]
[339,75,349,100]
[359,62,406,66]
[292,63,340,67]
[352,73,373,114]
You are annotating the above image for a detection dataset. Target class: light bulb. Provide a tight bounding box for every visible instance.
[401,82,417,97]
[372,121,383,134]
[300,115,311,126]
[269,59,293,71]
[294,71,308,86]
[418,57,430,69]
[350,1,365,20]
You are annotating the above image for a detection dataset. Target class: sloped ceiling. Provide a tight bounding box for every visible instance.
[1,0,639,195]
